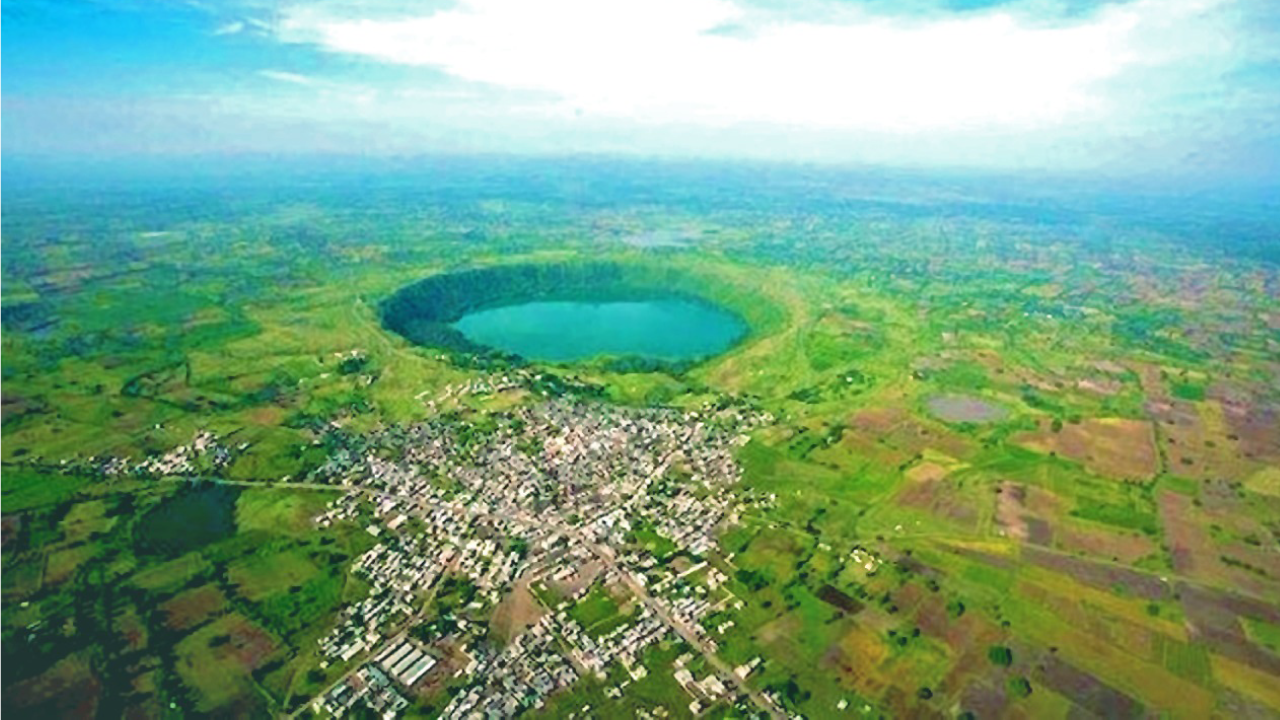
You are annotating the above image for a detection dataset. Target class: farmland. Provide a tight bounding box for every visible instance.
[3,159,1279,718]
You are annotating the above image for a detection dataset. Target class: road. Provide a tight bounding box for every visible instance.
[166,471,785,717]
[572,536,783,719]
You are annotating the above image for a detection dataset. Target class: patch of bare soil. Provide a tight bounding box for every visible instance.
[1015,417,1158,480]
[1179,583,1280,676]
[160,584,227,631]
[491,575,547,644]
[1056,524,1156,564]
[995,482,1029,541]
[1038,654,1144,719]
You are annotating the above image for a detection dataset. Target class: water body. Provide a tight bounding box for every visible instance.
[452,299,746,362]
[135,483,240,557]
[927,394,1009,423]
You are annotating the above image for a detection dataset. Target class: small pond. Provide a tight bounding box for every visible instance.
[134,483,240,557]
[926,394,1009,423]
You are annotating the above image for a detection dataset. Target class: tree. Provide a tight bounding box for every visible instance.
[987,645,1013,666]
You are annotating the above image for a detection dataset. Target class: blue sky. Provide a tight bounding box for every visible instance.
[3,0,1278,178]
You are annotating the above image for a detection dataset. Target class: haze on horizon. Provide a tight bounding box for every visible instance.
[3,0,1279,184]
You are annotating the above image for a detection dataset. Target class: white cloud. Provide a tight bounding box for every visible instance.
[258,69,319,86]
[213,20,246,35]
[271,0,1243,133]
[256,69,381,107]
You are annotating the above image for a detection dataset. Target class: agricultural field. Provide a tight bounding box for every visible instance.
[3,159,1279,719]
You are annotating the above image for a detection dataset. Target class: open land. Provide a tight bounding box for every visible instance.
[3,160,1279,719]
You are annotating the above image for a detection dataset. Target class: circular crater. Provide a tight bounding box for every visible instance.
[380,262,751,364]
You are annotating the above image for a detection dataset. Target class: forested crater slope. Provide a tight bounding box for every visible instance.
[379,261,757,358]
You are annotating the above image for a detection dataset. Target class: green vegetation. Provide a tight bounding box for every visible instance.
[1069,495,1160,536]
[568,583,632,638]
[988,645,1013,666]
[1,470,90,512]
[380,260,769,364]
[4,162,1279,718]
[1007,676,1033,698]
[628,521,679,561]
[1242,617,1280,654]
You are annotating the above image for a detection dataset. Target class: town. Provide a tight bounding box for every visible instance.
[298,398,779,718]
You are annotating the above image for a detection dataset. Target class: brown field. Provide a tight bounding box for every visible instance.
[957,680,1008,719]
[1037,654,1144,719]
[994,482,1029,542]
[247,406,286,425]
[1,514,21,549]
[1023,484,1065,516]
[821,620,890,694]
[44,543,98,586]
[1200,479,1268,528]
[1076,376,1123,395]
[895,463,981,532]
[1159,490,1211,576]
[115,607,150,652]
[1015,417,1158,481]
[3,652,101,719]
[490,575,546,644]
[160,584,228,631]
[1015,569,1188,643]
[889,581,928,616]
[1220,542,1280,585]
[122,668,165,719]
[1133,362,1169,400]
[1056,521,1156,564]
[60,500,116,543]
[756,611,801,646]
[844,407,977,463]
[1157,491,1276,597]
[219,614,278,670]
[938,607,1003,659]
[937,619,1006,713]
[1021,547,1169,600]
[1010,593,1216,717]
[943,541,1019,571]
[849,407,909,434]
[912,592,951,638]
[1179,583,1280,677]
[994,482,1060,546]
[1220,396,1280,463]
[1146,398,1253,481]
[174,613,278,715]
[0,392,36,425]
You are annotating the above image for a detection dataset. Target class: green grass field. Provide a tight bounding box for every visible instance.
[568,583,633,638]
[4,167,1279,719]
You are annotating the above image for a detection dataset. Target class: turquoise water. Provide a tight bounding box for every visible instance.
[452,299,746,362]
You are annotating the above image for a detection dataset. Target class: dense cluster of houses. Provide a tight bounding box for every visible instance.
[442,618,579,718]
[300,399,769,717]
